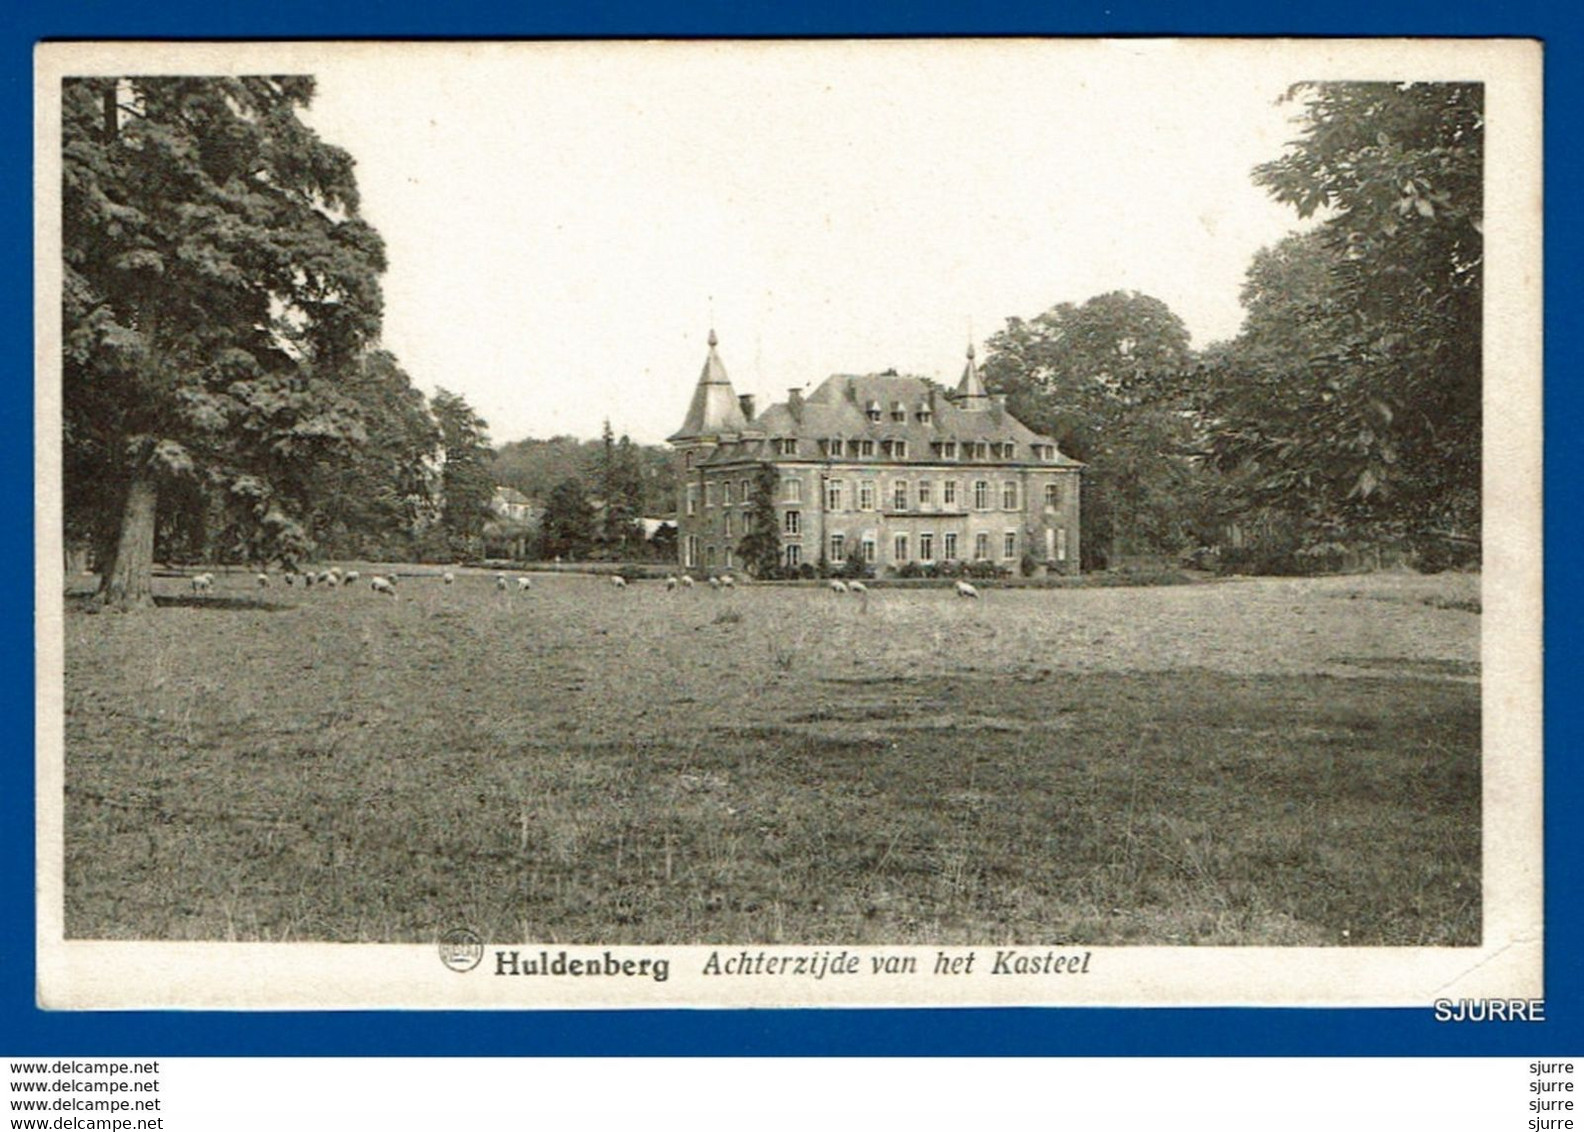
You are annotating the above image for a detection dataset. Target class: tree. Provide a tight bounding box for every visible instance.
[735,463,782,578]
[980,290,1203,566]
[539,477,596,560]
[594,420,644,558]
[1214,82,1483,542]
[63,76,387,607]
[431,388,495,554]
[298,349,441,560]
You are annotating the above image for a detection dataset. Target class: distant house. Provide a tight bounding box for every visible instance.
[492,485,535,523]
[668,329,1083,576]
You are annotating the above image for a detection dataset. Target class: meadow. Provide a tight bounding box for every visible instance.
[60,567,1482,947]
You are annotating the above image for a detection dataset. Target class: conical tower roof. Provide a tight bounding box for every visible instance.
[669,329,749,441]
[955,341,990,409]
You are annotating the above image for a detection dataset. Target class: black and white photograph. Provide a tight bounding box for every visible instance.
[35,39,1541,1009]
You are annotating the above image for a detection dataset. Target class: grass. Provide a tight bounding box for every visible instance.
[60,567,1480,946]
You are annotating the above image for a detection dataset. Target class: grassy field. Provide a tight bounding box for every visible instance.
[60,567,1481,946]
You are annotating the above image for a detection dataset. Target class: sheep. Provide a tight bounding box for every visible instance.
[611,575,627,589]
[848,580,868,595]
[680,575,695,588]
[828,579,849,594]
[318,570,336,586]
[955,579,981,599]
[283,573,296,587]
[190,572,213,594]
[708,576,721,590]
[301,571,315,588]
[719,574,736,589]
[495,574,508,592]
[665,575,678,591]
[343,570,361,585]
[516,576,532,591]
[256,573,270,588]
[442,571,455,585]
[370,575,397,597]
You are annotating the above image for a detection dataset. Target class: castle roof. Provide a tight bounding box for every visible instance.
[668,329,749,442]
[697,370,1080,468]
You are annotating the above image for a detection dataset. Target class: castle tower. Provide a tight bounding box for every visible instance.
[669,329,749,571]
[954,341,990,410]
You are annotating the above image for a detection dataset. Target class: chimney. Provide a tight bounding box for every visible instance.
[992,393,1008,410]
[738,393,756,421]
[788,388,803,422]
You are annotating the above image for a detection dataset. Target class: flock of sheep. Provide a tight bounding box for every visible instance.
[188,567,984,600]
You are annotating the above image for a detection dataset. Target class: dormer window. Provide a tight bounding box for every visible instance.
[942,441,957,460]
[891,401,907,422]
[860,439,875,457]
[866,400,883,423]
[916,404,933,423]
[773,438,799,456]
[895,440,908,459]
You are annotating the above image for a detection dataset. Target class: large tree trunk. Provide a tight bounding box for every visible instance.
[97,471,157,611]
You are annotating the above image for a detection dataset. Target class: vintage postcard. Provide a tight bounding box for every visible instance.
[35,38,1541,1009]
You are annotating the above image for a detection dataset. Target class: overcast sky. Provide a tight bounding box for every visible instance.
[301,40,1318,446]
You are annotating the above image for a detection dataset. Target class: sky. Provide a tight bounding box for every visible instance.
[300,40,1320,446]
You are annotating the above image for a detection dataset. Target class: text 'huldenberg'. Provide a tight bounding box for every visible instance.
[494,949,670,982]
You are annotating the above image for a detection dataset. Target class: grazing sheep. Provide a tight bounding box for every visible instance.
[318,571,335,586]
[828,579,849,594]
[370,575,397,597]
[516,576,532,591]
[680,575,695,588]
[283,573,295,587]
[256,573,269,588]
[708,576,721,590]
[720,574,736,589]
[665,575,678,591]
[848,580,867,594]
[190,573,213,594]
[442,571,455,585]
[302,572,315,588]
[611,575,627,589]
[955,579,980,599]
[343,570,360,585]
[495,574,508,592]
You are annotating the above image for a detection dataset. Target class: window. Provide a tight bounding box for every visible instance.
[942,441,957,460]
[830,533,845,561]
[827,480,843,511]
[862,537,876,563]
[894,440,907,458]
[723,481,734,506]
[918,480,932,507]
[893,480,908,511]
[894,534,909,562]
[686,485,698,516]
[943,532,958,560]
[917,405,933,424]
[891,402,906,422]
[974,481,990,510]
[859,481,876,511]
[1004,531,1017,559]
[1044,483,1059,509]
[1056,526,1069,562]
[725,547,735,568]
[686,535,700,568]
[847,440,862,457]
[724,512,733,537]
[920,533,935,561]
[784,476,803,503]
[741,479,752,505]
[973,442,988,460]
[775,438,799,456]
[974,533,989,561]
[1002,481,1018,510]
[704,483,715,508]
[860,439,875,457]
[1002,443,1016,460]
[943,481,957,506]
[706,545,717,567]
[867,402,882,422]
[684,452,694,469]
[786,544,801,568]
[784,510,801,535]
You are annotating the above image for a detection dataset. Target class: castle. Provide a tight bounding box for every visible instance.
[668,331,1082,576]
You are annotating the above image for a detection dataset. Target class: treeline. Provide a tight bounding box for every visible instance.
[62,76,502,607]
[980,81,1482,573]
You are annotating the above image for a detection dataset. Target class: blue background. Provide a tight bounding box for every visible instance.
[4,1,1573,1056]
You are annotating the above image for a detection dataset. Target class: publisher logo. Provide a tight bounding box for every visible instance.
[439,927,484,973]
